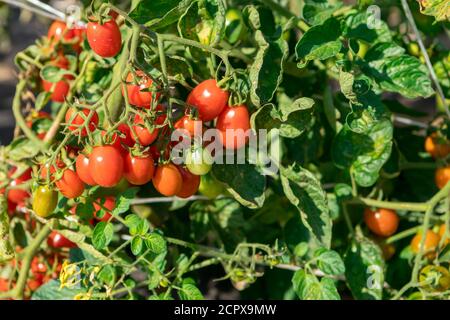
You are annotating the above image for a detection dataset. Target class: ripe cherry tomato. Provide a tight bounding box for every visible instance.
[216,105,250,150]
[47,231,76,248]
[101,130,124,154]
[186,147,213,175]
[75,153,96,186]
[424,134,450,158]
[411,230,440,259]
[32,185,58,218]
[118,124,135,147]
[86,19,122,58]
[439,224,449,246]
[364,208,399,237]
[93,197,116,221]
[31,257,47,274]
[176,167,200,198]
[435,166,450,189]
[41,54,74,103]
[419,265,450,292]
[123,71,160,107]
[186,79,229,121]
[153,163,183,196]
[123,152,155,185]
[65,108,99,137]
[199,173,224,199]
[47,20,83,50]
[88,146,124,187]
[55,168,85,199]
[174,116,202,137]
[131,114,159,146]
[7,168,32,204]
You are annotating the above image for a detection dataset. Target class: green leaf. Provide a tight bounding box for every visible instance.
[92,222,114,250]
[40,65,75,83]
[125,214,150,236]
[314,248,346,276]
[292,270,340,300]
[112,188,139,216]
[145,233,167,254]
[251,97,315,138]
[280,164,332,248]
[332,119,393,187]
[32,280,86,300]
[131,236,144,256]
[344,228,384,300]
[418,0,450,22]
[129,0,193,29]
[295,17,342,68]
[178,278,204,300]
[302,0,343,26]
[344,12,392,44]
[97,265,116,286]
[8,137,40,161]
[249,30,288,106]
[212,162,266,209]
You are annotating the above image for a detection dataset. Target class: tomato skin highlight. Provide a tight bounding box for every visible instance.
[75,153,96,186]
[176,167,200,198]
[216,105,250,150]
[55,168,85,199]
[88,146,124,187]
[123,71,160,107]
[153,164,183,196]
[32,185,58,218]
[93,197,116,221]
[86,19,122,58]
[47,231,76,248]
[65,108,99,137]
[123,152,155,185]
[131,114,159,146]
[187,79,229,121]
[364,208,399,237]
[435,166,450,189]
[411,230,441,259]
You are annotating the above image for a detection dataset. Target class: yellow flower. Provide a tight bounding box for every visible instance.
[59,260,81,289]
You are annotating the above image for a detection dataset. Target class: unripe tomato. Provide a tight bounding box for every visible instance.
[7,168,32,204]
[186,79,229,121]
[411,230,440,259]
[216,105,250,150]
[152,164,183,196]
[93,196,116,221]
[32,185,58,218]
[435,166,450,189]
[47,231,76,248]
[225,9,247,44]
[439,224,449,246]
[123,71,160,107]
[419,265,450,292]
[88,146,124,187]
[65,108,99,137]
[86,19,122,58]
[55,168,85,199]
[424,134,450,158]
[185,147,213,175]
[123,152,155,185]
[174,116,202,137]
[131,114,159,146]
[198,173,225,199]
[75,153,96,186]
[364,208,399,237]
[176,167,200,198]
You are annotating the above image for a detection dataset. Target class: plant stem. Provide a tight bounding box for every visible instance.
[347,197,429,212]
[385,226,421,244]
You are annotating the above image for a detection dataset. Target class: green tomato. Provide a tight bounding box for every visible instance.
[225,8,246,44]
[32,185,58,218]
[198,173,225,199]
[186,147,213,176]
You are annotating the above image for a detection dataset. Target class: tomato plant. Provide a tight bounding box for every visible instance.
[0,0,450,302]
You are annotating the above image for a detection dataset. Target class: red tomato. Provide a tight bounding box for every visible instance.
[75,153,96,186]
[123,71,160,107]
[174,115,203,137]
[47,231,76,248]
[7,168,32,204]
[152,164,183,196]
[65,108,99,137]
[31,257,47,274]
[42,80,70,103]
[86,19,122,58]
[55,168,85,199]
[93,197,116,221]
[176,167,200,198]
[435,166,450,189]
[88,146,124,187]
[186,79,229,121]
[216,105,250,149]
[364,208,399,237]
[48,21,83,51]
[101,130,124,154]
[118,124,135,147]
[131,114,159,146]
[123,152,155,185]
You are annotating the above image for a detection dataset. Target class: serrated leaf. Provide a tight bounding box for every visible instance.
[314,248,346,276]
[125,214,150,236]
[92,222,114,250]
[292,270,340,300]
[295,17,342,68]
[131,236,144,256]
[344,12,392,44]
[280,164,332,248]
[302,0,343,26]
[179,279,204,300]
[97,265,116,286]
[32,280,85,300]
[129,0,193,29]
[145,233,166,254]
[418,0,450,22]
[112,188,139,216]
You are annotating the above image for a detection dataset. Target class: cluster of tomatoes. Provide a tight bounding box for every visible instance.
[424,133,450,189]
